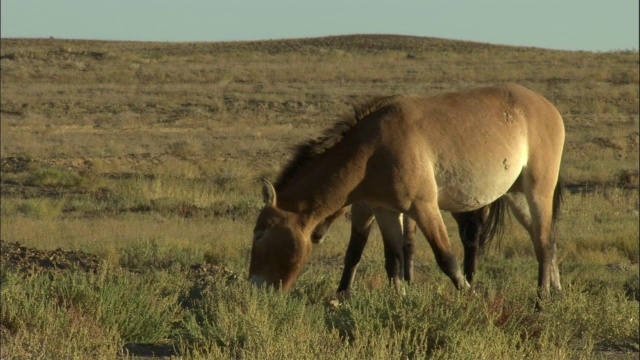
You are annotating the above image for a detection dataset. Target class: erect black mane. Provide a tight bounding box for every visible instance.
[274,96,396,192]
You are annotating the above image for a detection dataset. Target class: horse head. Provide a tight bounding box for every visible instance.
[249,180,311,290]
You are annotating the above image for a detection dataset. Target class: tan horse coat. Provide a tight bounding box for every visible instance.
[250,83,564,299]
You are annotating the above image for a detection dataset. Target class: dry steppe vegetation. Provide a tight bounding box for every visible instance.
[1,35,638,359]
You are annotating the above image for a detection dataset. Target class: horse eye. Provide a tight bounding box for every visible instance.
[253,231,264,242]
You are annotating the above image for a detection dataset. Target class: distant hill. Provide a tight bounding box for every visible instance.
[1,34,580,58]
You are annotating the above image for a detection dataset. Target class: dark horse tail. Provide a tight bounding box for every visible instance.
[551,176,564,225]
[477,197,508,250]
[478,175,564,250]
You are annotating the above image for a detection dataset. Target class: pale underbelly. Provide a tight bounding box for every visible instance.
[435,163,522,212]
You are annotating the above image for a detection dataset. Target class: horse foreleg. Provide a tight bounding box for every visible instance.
[402,214,416,284]
[373,208,406,295]
[337,203,374,296]
[410,201,469,290]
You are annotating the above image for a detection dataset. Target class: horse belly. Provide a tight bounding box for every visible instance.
[435,157,523,212]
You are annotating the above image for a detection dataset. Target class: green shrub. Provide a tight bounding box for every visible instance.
[13,197,66,218]
[24,167,86,188]
[175,281,341,359]
[0,267,180,359]
[1,271,121,359]
[118,237,203,271]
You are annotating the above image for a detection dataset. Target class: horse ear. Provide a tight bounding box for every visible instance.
[260,179,277,207]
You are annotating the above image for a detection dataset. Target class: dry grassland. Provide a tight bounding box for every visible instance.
[1,35,638,359]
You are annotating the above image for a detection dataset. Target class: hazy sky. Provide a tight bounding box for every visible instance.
[1,1,638,52]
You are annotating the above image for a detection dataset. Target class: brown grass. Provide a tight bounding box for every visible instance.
[1,35,638,187]
[1,35,638,359]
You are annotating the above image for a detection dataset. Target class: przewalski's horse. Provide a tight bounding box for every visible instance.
[250,83,564,301]
[311,201,506,296]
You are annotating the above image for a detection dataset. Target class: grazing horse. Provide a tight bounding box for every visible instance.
[249,83,564,301]
[311,201,506,296]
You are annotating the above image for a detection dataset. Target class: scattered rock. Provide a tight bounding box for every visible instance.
[1,156,35,173]
[606,263,633,272]
[623,273,639,302]
[0,241,238,285]
[178,263,238,308]
[0,240,103,273]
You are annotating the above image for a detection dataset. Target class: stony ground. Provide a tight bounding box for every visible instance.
[1,240,104,273]
[0,240,239,359]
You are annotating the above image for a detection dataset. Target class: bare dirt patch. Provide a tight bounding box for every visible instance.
[1,240,103,273]
[1,240,239,359]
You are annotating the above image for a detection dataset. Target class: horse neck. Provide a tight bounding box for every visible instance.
[276,147,371,233]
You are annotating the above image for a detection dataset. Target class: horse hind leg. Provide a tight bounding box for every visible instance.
[452,208,486,284]
[503,192,534,238]
[454,200,509,284]
[530,193,562,296]
[508,179,562,298]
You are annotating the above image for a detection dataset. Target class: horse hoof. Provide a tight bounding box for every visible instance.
[336,290,351,302]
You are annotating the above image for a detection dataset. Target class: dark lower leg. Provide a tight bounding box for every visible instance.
[383,246,404,293]
[337,227,369,292]
[412,204,468,290]
[435,252,468,290]
[402,216,416,283]
[453,211,483,284]
[463,246,479,283]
